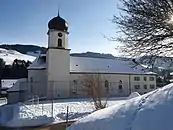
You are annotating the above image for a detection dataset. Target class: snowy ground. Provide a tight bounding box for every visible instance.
[0,97,126,127]
[68,83,173,130]
[0,48,36,65]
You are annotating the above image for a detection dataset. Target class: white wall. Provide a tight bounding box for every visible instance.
[130,74,156,94]
[46,49,70,98]
[69,73,130,97]
[69,73,157,97]
[28,69,47,97]
[48,30,68,49]
[28,69,47,82]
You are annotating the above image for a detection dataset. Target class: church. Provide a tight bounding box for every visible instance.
[7,14,156,103]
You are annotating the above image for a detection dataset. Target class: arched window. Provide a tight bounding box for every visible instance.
[105,80,109,92]
[119,80,123,91]
[58,39,62,47]
[73,80,78,94]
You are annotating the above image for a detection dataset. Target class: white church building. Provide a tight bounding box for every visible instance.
[7,14,157,103]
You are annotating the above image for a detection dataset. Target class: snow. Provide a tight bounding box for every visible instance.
[1,79,18,89]
[67,83,173,130]
[27,54,46,70]
[0,98,126,127]
[127,92,140,99]
[0,48,36,65]
[170,72,173,75]
[26,51,41,57]
[7,78,27,92]
[6,115,54,127]
[29,56,155,74]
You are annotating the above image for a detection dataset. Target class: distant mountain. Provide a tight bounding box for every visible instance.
[70,52,117,59]
[2,44,173,71]
[0,44,46,54]
[0,44,118,59]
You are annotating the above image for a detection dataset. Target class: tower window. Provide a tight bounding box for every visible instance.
[58,39,62,47]
[119,85,122,90]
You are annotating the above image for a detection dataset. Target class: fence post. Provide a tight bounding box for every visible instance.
[51,99,53,117]
[42,103,43,115]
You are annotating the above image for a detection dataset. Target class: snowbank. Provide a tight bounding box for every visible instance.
[5,116,54,127]
[127,92,140,99]
[67,83,173,130]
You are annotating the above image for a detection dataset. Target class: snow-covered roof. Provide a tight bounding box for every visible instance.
[27,54,46,70]
[1,79,18,89]
[170,72,173,75]
[7,78,27,92]
[28,56,156,75]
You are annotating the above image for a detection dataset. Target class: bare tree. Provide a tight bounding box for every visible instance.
[113,0,173,65]
[81,74,109,110]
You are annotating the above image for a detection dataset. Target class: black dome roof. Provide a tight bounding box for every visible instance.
[48,14,68,31]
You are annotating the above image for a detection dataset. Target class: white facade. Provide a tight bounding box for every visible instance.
[48,30,68,49]
[46,22,70,98]
[69,73,156,97]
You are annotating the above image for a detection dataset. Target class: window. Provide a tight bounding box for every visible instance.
[150,84,155,89]
[119,80,123,90]
[30,77,33,82]
[72,80,78,94]
[119,80,122,84]
[119,85,122,90]
[149,77,155,81]
[105,80,109,92]
[144,77,147,81]
[134,77,140,81]
[143,84,147,89]
[58,39,62,47]
[134,85,140,89]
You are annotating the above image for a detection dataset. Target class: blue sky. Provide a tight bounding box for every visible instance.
[0,0,120,55]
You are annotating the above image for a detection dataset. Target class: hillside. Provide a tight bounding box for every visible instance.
[1,44,173,71]
[0,48,35,65]
[70,52,117,59]
[0,44,117,59]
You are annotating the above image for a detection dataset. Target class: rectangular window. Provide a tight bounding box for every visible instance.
[144,77,147,81]
[150,84,155,89]
[119,85,122,90]
[149,77,155,81]
[134,85,140,89]
[134,77,140,81]
[143,84,147,89]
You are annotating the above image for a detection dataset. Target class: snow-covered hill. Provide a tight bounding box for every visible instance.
[67,83,173,130]
[0,48,36,65]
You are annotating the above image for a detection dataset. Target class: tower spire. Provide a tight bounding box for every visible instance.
[58,9,60,17]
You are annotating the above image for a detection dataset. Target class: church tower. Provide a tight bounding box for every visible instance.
[47,13,70,98]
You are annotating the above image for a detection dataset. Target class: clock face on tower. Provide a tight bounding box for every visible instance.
[58,33,63,37]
